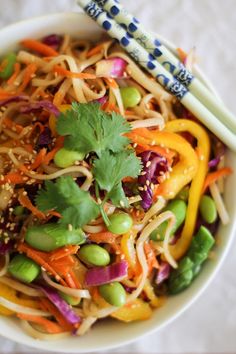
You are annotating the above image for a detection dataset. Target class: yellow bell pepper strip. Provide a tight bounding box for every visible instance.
[0,283,39,316]
[143,279,163,308]
[111,299,152,322]
[121,229,141,277]
[127,128,199,199]
[49,104,71,136]
[165,119,210,260]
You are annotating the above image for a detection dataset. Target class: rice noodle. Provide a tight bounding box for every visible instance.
[0,297,50,316]
[42,271,91,299]
[0,276,42,297]
[131,117,164,130]
[0,253,10,277]
[21,320,70,340]
[82,224,104,233]
[209,182,229,224]
[142,197,166,224]
[76,316,97,336]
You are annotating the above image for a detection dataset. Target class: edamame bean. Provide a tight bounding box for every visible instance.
[99,282,126,307]
[199,195,217,224]
[120,87,141,108]
[107,212,133,235]
[8,255,40,283]
[54,148,85,168]
[25,224,86,252]
[176,186,189,201]
[78,244,110,266]
[150,199,187,241]
[59,292,81,306]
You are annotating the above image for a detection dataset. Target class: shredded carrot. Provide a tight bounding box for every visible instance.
[17,243,68,287]
[30,148,47,170]
[40,298,74,331]
[86,42,107,58]
[203,167,233,193]
[18,189,46,219]
[67,269,81,289]
[7,63,21,85]
[17,63,37,93]
[144,242,159,272]
[21,39,59,57]
[2,117,24,134]
[104,77,119,89]
[127,129,176,164]
[17,313,65,334]
[176,47,187,63]
[64,272,78,289]
[49,245,79,261]
[53,65,96,80]
[0,172,27,185]
[43,146,60,165]
[29,122,45,137]
[88,232,117,244]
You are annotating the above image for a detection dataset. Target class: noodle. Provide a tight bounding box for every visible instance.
[0,32,230,339]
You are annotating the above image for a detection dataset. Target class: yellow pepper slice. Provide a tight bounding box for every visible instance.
[121,229,141,277]
[49,104,71,136]
[0,283,40,316]
[165,119,210,260]
[128,129,199,199]
[111,299,152,322]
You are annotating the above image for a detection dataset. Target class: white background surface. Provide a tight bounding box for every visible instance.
[0,0,236,353]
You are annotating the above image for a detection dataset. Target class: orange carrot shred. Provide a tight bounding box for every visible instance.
[7,63,21,85]
[49,245,79,261]
[17,63,37,93]
[18,189,46,219]
[16,313,65,334]
[21,39,59,57]
[53,65,96,79]
[144,242,159,272]
[40,298,74,331]
[104,77,118,89]
[203,167,233,193]
[88,232,117,244]
[0,173,27,185]
[30,148,47,170]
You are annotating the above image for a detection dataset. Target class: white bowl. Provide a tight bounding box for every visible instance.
[0,12,235,353]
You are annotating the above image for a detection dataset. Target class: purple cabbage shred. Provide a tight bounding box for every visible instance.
[155,262,171,285]
[42,34,63,50]
[138,151,168,211]
[0,95,29,108]
[36,127,52,149]
[20,100,60,116]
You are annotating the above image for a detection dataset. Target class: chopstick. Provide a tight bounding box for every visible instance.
[76,0,236,152]
[93,0,236,135]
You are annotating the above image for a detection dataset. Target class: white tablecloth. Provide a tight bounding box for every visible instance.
[0,0,236,352]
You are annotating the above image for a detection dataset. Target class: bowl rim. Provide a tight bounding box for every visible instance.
[0,11,235,353]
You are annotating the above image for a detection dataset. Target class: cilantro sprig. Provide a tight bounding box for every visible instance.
[35,103,141,228]
[57,102,131,157]
[36,176,100,228]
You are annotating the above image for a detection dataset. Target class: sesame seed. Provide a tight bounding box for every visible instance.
[146,161,151,168]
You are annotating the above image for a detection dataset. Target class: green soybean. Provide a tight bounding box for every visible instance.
[25,223,86,252]
[150,199,187,241]
[59,292,81,306]
[0,53,17,79]
[54,148,85,168]
[8,255,40,283]
[99,282,126,307]
[168,226,215,294]
[78,244,110,266]
[120,87,141,108]
[176,186,189,202]
[199,195,217,224]
[107,212,133,235]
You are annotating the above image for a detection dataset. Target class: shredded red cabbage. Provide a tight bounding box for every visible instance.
[20,101,60,116]
[138,151,168,211]
[42,34,62,50]
[208,156,221,169]
[0,239,14,255]
[85,260,128,286]
[36,127,52,149]
[0,95,29,108]
[39,285,81,325]
[155,262,171,284]
[96,58,127,78]
[96,96,108,105]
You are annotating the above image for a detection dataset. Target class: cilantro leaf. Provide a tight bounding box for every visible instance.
[35,176,100,228]
[93,150,142,207]
[108,182,129,208]
[56,102,131,157]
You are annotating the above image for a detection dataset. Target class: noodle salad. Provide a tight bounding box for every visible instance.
[0,33,232,339]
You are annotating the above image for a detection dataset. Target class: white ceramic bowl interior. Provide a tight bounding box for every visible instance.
[0,12,235,353]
